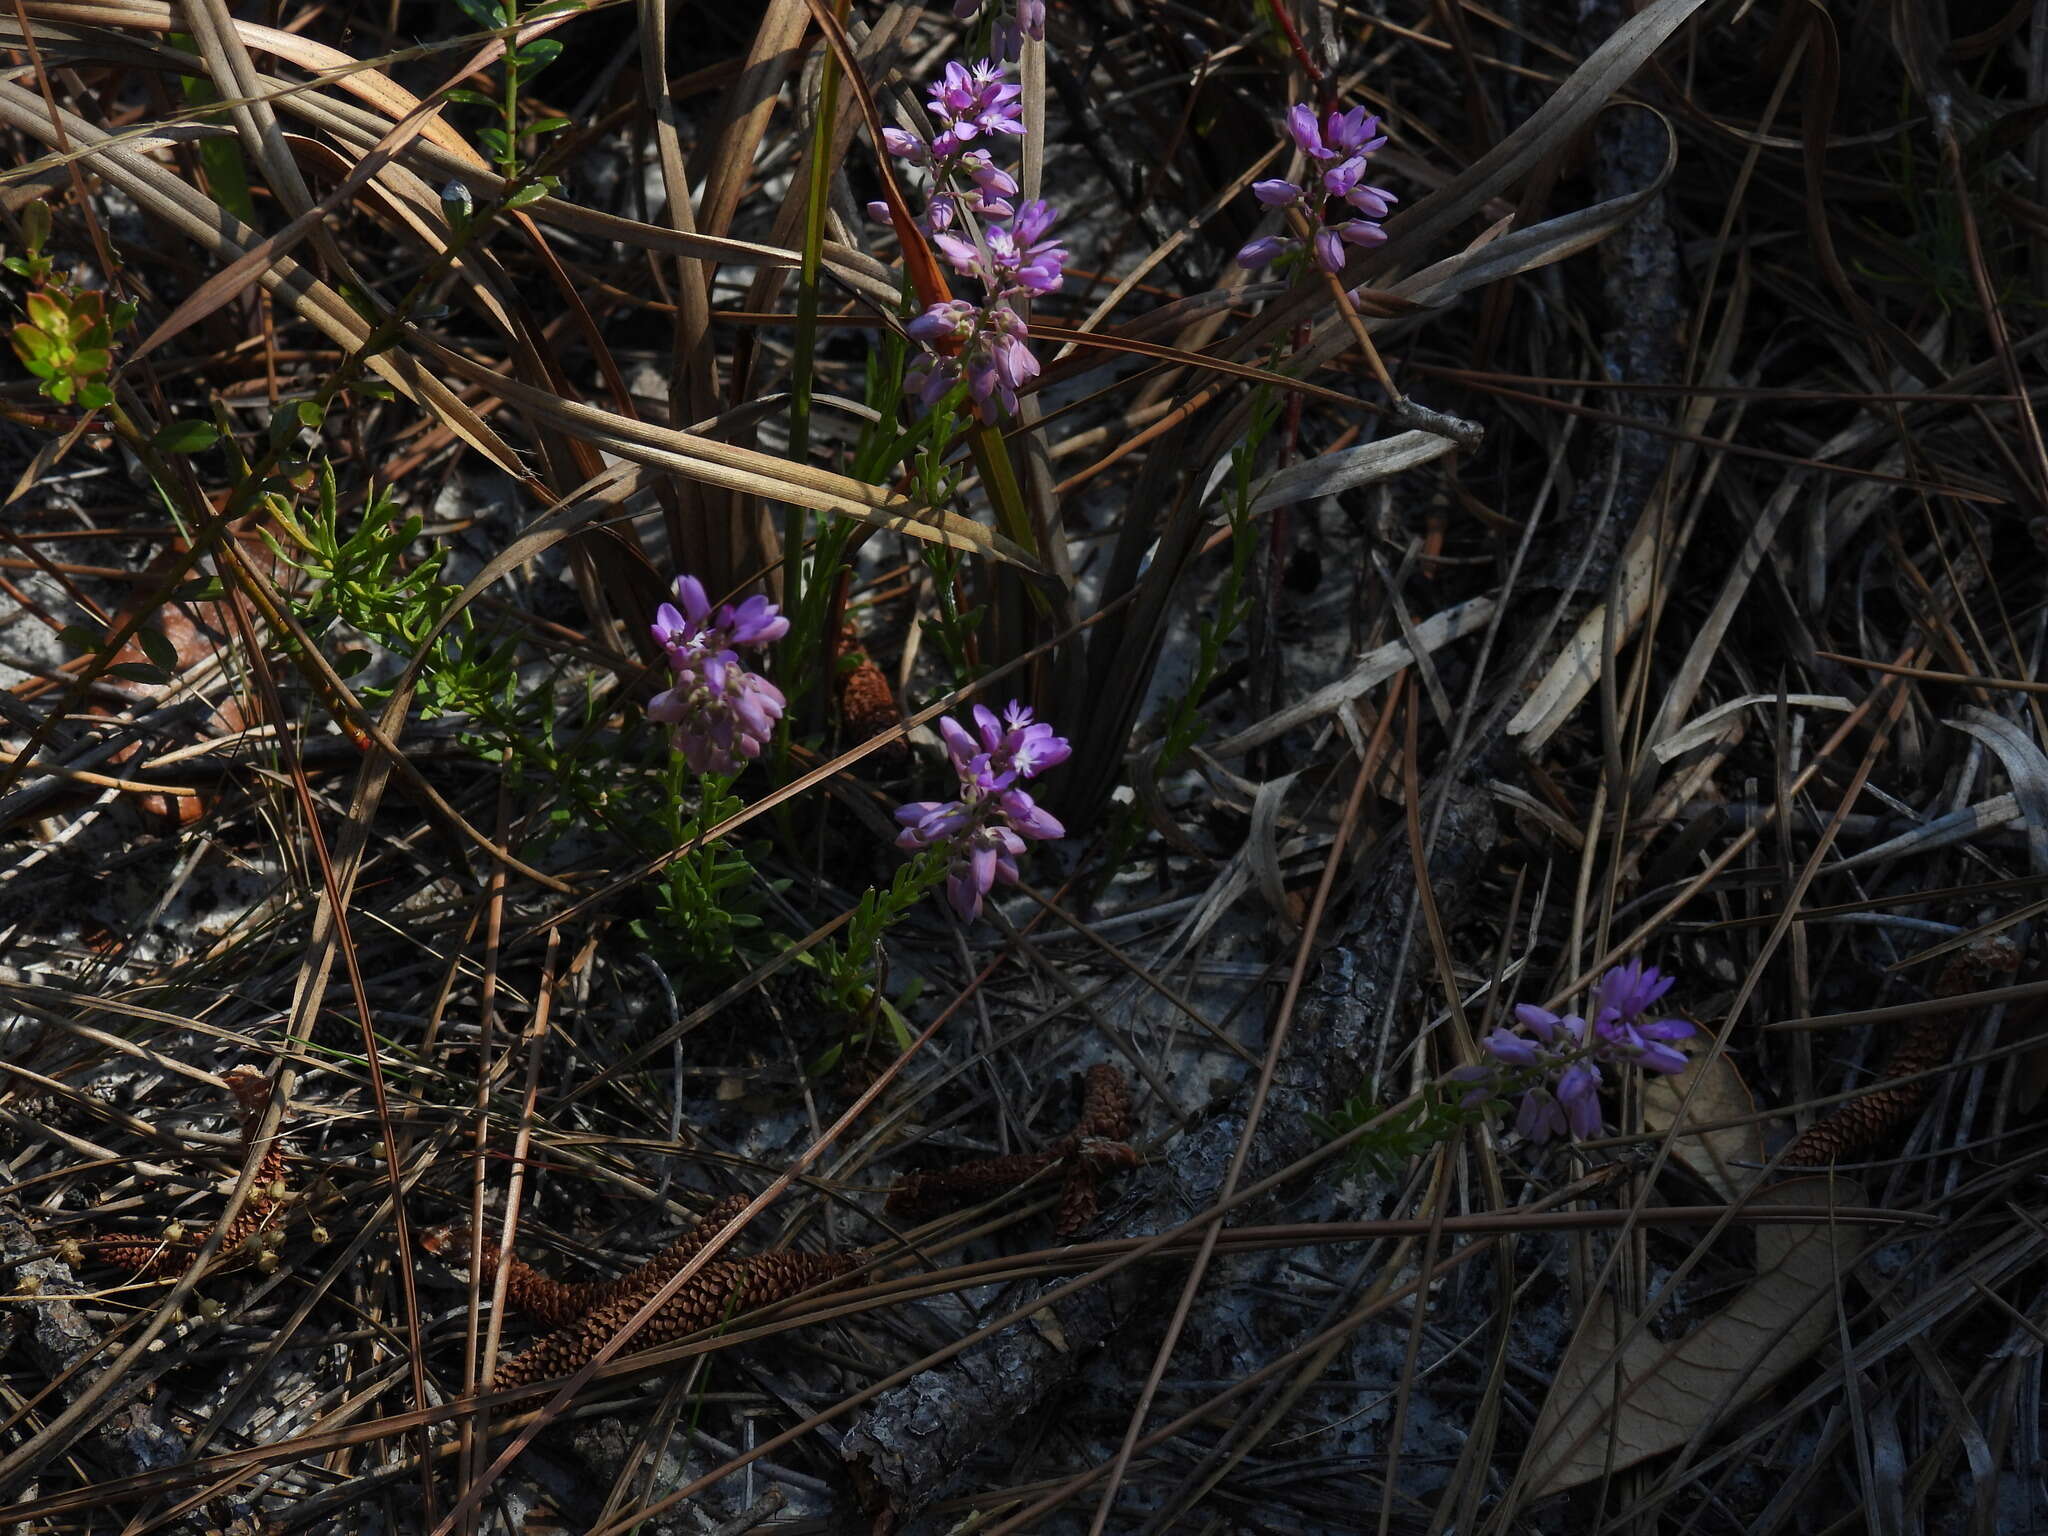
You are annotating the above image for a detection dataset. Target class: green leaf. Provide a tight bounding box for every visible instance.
[450,0,502,29]
[70,346,110,377]
[76,382,113,410]
[136,626,179,671]
[477,126,511,159]
[296,399,326,429]
[56,624,102,655]
[109,662,170,685]
[19,198,50,253]
[334,648,372,677]
[151,419,219,453]
[172,577,226,603]
[526,116,571,136]
[503,182,551,210]
[12,323,56,362]
[445,88,498,109]
[513,38,562,70]
[3,257,31,277]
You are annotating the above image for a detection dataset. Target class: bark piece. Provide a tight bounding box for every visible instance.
[0,1194,186,1478]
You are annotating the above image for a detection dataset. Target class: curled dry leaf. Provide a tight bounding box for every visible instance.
[1525,1176,1867,1496]
[1639,1036,1765,1201]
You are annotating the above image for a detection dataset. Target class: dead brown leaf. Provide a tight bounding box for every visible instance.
[1525,1177,1866,1496]
[1640,1038,1766,1200]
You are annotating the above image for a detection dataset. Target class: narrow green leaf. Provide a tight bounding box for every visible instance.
[445,88,498,109]
[57,624,102,655]
[109,662,171,685]
[296,399,326,429]
[526,116,571,135]
[503,182,551,210]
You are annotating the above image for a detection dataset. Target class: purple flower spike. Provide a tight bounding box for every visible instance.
[894,702,1070,923]
[1464,960,1695,1144]
[1555,1062,1603,1139]
[927,60,1025,144]
[1593,958,1675,1026]
[1323,107,1386,157]
[1240,102,1396,278]
[650,659,786,777]
[1515,1088,1566,1143]
[650,575,789,775]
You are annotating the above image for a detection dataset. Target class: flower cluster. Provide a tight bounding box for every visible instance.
[875,55,1067,422]
[1459,961,1696,1143]
[949,0,1047,62]
[1237,104,1397,275]
[647,575,789,776]
[894,702,1069,921]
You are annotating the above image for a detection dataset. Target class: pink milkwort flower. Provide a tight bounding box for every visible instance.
[893,700,1069,922]
[652,574,790,666]
[1238,103,1398,275]
[877,55,1062,422]
[649,576,789,777]
[1464,961,1696,1144]
[905,296,1041,421]
[649,655,787,777]
[925,59,1025,151]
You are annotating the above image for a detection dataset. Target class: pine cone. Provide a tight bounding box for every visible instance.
[885,1153,1059,1224]
[91,1075,287,1279]
[425,1193,755,1330]
[492,1249,863,1390]
[833,622,906,760]
[885,1066,1140,1236]
[1782,936,2020,1167]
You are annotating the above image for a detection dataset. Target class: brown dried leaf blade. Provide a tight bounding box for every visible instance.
[1639,1039,1764,1201]
[1526,1177,1866,1496]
